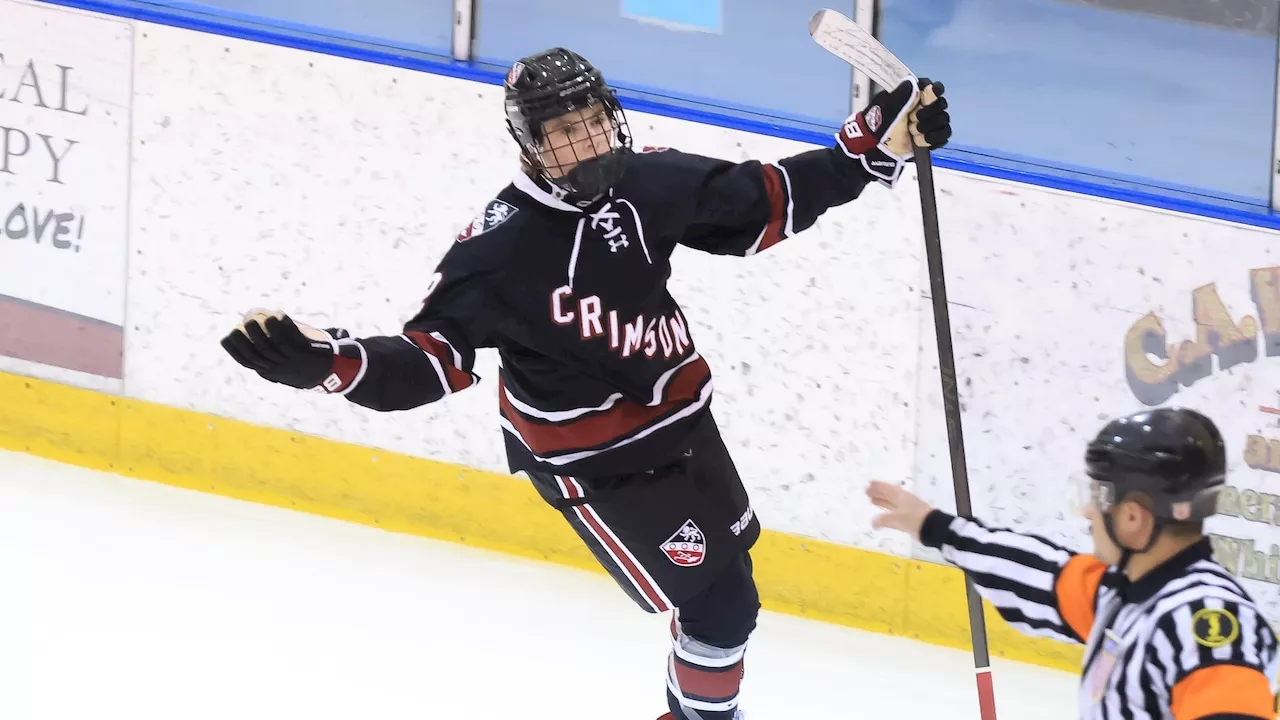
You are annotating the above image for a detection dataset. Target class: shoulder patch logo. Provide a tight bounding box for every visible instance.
[660,519,705,567]
[1191,607,1240,648]
[641,145,671,154]
[456,199,518,242]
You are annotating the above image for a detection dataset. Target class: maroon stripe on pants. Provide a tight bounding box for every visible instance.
[572,504,671,613]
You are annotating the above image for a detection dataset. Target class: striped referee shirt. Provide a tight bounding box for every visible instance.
[920,510,1279,719]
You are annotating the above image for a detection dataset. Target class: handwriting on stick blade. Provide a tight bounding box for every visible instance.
[809,9,913,89]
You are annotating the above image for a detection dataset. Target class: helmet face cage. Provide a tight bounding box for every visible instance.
[504,51,633,199]
[514,93,631,186]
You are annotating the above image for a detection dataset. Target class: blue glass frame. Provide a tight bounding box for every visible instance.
[876,0,1280,208]
[469,0,860,134]
[32,0,1280,230]
[134,0,452,57]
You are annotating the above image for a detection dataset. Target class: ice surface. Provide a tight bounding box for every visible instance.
[0,449,1078,719]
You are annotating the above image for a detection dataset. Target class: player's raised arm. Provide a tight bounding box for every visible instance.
[220,248,498,412]
[675,78,950,258]
[867,481,1108,646]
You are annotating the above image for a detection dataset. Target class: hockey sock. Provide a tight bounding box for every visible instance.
[665,615,747,720]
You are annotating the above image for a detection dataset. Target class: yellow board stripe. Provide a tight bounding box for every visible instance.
[0,370,1082,672]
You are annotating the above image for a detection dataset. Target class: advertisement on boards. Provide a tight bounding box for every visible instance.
[1124,265,1280,630]
[0,0,133,389]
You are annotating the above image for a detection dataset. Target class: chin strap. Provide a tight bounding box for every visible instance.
[1104,512,1165,573]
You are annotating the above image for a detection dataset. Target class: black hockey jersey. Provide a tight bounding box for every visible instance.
[328,144,877,477]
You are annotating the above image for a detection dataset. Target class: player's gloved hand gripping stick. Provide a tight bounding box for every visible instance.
[834,75,950,187]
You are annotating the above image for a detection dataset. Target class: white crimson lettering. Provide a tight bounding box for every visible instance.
[551,286,574,325]
[580,296,604,339]
[669,312,690,356]
[622,315,645,358]
[643,318,659,358]
[658,319,673,357]
[550,287,692,361]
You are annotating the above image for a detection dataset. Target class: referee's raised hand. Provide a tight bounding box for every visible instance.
[866,481,933,542]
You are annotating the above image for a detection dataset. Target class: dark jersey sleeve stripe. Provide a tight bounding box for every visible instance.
[404,330,477,393]
[748,164,793,255]
[340,328,478,412]
[674,145,870,258]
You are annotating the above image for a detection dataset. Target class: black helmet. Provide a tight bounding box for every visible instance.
[503,48,632,204]
[1085,407,1225,560]
[1085,406,1225,521]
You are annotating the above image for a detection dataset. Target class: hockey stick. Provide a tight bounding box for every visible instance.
[809,10,998,720]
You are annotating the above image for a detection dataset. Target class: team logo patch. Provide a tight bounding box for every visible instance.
[865,105,883,132]
[660,519,705,567]
[456,199,518,242]
[1192,607,1240,648]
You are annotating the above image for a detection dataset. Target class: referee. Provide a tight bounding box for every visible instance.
[869,407,1278,718]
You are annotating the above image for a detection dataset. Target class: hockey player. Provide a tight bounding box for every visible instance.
[868,407,1279,719]
[220,47,951,719]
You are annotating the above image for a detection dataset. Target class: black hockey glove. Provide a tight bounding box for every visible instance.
[910,79,952,149]
[220,310,365,394]
[835,78,951,187]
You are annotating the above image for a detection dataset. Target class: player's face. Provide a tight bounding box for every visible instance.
[537,105,614,179]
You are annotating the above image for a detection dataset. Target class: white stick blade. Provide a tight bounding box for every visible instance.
[809,8,914,91]
[807,8,833,37]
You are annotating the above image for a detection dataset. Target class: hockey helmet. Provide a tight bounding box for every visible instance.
[503,47,632,203]
[1084,407,1225,557]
